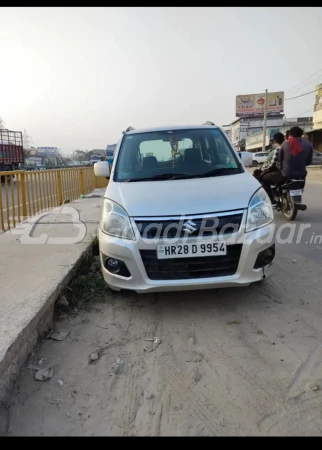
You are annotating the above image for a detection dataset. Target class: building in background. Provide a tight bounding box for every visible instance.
[230,116,285,151]
[313,83,322,130]
[25,156,43,167]
[245,117,313,152]
[306,84,322,153]
[222,125,232,142]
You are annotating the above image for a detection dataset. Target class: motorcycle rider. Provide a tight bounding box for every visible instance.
[253,132,284,189]
[260,126,313,205]
[262,132,285,170]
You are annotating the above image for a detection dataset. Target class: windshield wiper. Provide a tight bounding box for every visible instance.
[121,168,241,182]
[193,167,241,178]
[123,173,192,182]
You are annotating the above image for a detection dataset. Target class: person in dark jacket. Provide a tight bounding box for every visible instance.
[260,127,313,204]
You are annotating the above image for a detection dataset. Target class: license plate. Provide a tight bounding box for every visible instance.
[290,189,302,197]
[157,241,227,259]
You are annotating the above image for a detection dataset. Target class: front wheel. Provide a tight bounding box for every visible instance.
[281,193,298,220]
[1,166,11,183]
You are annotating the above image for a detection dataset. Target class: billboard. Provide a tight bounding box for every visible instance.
[236,92,284,118]
[37,146,60,156]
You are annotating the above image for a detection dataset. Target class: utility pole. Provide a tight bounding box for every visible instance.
[262,89,268,151]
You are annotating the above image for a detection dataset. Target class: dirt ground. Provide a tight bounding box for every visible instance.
[5,244,322,436]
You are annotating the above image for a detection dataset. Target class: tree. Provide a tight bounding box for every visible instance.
[74,150,87,162]
[23,148,31,158]
[74,149,94,162]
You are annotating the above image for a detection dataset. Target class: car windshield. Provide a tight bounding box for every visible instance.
[114,128,243,182]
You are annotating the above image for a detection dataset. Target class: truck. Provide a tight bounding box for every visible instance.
[0,129,24,179]
[106,144,116,166]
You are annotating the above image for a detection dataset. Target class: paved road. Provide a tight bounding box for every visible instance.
[7,175,322,436]
[274,177,322,263]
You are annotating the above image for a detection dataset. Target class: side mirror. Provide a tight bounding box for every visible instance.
[94,161,110,178]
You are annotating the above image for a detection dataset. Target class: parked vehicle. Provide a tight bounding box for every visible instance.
[271,179,307,220]
[0,129,24,181]
[237,151,253,167]
[106,144,116,166]
[90,154,104,165]
[94,123,275,294]
[312,150,322,165]
[252,152,270,167]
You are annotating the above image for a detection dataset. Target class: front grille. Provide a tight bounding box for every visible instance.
[135,212,243,239]
[140,244,242,280]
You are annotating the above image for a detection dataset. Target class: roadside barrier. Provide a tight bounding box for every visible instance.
[0,167,108,232]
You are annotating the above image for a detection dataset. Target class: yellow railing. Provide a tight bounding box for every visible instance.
[0,167,108,232]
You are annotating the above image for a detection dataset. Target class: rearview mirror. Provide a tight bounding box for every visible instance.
[94,161,110,178]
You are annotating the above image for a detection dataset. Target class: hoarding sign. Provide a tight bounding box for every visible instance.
[236,92,284,117]
[37,146,60,155]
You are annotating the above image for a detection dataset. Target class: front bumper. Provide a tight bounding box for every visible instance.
[98,223,275,293]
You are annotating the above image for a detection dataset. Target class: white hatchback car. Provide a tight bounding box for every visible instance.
[252,152,270,166]
[94,124,275,293]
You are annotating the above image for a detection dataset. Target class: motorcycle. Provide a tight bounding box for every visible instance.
[271,179,307,220]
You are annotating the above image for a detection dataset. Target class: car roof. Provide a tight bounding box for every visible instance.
[124,124,219,135]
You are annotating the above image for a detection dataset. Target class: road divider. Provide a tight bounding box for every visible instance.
[0,167,108,232]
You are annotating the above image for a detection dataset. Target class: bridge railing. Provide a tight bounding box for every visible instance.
[0,167,108,232]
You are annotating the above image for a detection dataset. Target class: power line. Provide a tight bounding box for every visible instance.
[289,77,321,97]
[287,68,322,95]
[293,108,313,117]
[285,88,318,101]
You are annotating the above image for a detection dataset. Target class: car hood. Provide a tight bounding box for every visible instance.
[105,172,260,217]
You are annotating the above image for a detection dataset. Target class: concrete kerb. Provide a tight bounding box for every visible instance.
[0,241,95,403]
[0,190,104,404]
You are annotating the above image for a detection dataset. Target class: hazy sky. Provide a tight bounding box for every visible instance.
[2,7,322,153]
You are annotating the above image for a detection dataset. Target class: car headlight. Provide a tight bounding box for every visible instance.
[246,187,274,232]
[100,199,135,240]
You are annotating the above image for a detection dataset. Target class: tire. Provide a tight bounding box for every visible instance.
[281,193,298,220]
[252,160,259,167]
[1,166,11,183]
